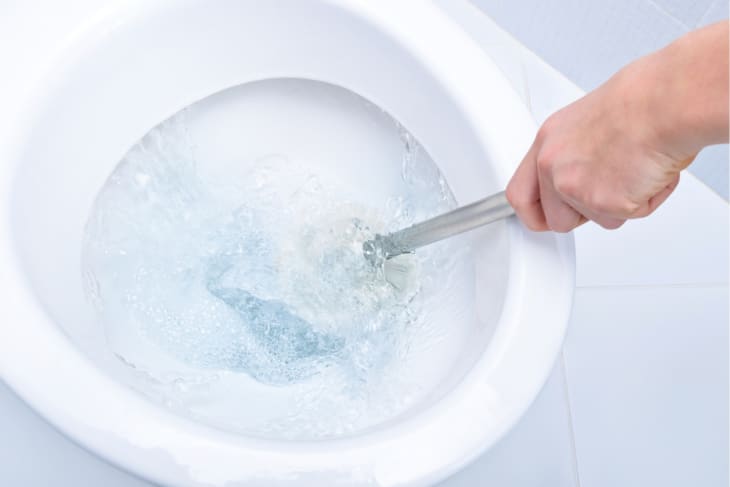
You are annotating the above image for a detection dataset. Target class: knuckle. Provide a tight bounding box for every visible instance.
[590,194,612,214]
[553,171,580,200]
[629,203,651,219]
[535,126,549,145]
[537,115,558,142]
[505,184,521,208]
[589,192,633,217]
[604,198,639,218]
[536,152,554,173]
[621,199,642,216]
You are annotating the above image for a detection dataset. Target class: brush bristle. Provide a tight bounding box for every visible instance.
[384,255,417,292]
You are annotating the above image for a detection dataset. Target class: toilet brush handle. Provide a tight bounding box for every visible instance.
[384,190,514,257]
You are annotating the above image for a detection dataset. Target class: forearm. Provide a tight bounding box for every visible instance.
[620,21,729,161]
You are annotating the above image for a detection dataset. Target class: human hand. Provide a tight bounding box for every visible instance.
[506,21,728,232]
[506,72,689,232]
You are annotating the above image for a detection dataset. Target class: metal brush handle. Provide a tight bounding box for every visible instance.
[379,190,514,258]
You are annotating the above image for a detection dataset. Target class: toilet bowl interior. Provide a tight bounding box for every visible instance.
[9,0,511,439]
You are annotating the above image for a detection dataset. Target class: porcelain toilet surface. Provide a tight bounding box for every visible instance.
[0,1,574,485]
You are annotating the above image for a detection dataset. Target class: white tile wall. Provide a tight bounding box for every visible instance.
[469,0,729,199]
[563,286,729,487]
[469,0,687,90]
[691,0,730,198]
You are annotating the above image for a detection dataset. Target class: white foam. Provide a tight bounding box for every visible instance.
[83,89,474,439]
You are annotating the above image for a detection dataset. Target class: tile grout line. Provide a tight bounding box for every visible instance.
[695,0,721,27]
[644,0,693,30]
[559,349,582,487]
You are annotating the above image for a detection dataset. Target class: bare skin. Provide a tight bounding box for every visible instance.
[506,21,729,232]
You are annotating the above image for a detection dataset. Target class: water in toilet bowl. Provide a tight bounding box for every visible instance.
[82,84,477,439]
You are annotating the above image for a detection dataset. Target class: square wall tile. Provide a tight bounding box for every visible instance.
[563,285,729,487]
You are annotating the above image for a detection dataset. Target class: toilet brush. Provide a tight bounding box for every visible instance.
[362,190,514,266]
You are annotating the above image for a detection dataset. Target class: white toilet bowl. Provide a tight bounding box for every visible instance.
[0,1,574,485]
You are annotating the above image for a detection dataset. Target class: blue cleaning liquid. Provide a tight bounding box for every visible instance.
[203,248,346,384]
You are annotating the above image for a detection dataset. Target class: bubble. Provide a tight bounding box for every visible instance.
[83,110,467,439]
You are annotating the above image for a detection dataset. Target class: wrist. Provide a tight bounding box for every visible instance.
[621,23,729,160]
[607,60,681,159]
